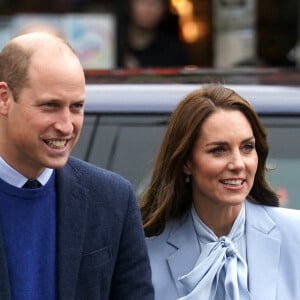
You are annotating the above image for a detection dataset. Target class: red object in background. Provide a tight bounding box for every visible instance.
[276,186,289,206]
[84,67,300,85]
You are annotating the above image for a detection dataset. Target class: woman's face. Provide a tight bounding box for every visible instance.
[184,109,258,211]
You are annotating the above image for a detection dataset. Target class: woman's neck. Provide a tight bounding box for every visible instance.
[193,201,243,237]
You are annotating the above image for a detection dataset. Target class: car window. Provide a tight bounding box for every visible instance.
[262,116,300,209]
[72,114,168,191]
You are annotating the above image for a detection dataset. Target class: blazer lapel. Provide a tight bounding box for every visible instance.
[245,201,281,300]
[166,214,200,297]
[56,164,89,300]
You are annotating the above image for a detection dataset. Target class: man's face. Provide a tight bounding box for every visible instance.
[0,50,85,179]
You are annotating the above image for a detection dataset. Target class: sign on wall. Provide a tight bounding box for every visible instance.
[0,13,116,69]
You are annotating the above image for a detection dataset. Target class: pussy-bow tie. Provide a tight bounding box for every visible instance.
[178,207,253,300]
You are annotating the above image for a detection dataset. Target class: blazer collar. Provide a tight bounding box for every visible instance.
[56,163,89,300]
[245,200,281,300]
[166,213,200,297]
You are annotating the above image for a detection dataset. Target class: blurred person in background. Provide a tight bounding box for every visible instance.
[141,84,300,299]
[117,0,187,68]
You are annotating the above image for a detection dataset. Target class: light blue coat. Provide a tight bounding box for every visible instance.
[147,200,300,300]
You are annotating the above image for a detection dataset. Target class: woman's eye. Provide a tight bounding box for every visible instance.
[210,147,226,154]
[243,143,255,152]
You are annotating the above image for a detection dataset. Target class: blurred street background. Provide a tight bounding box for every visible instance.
[0,0,299,70]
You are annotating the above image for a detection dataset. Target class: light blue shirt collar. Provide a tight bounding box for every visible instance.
[0,156,53,188]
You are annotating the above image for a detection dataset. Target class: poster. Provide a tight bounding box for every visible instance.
[4,13,116,69]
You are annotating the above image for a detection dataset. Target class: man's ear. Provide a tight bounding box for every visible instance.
[0,82,11,115]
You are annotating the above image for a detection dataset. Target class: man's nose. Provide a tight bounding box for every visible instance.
[54,110,74,134]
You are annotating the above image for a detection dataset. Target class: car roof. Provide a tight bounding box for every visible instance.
[84,84,300,115]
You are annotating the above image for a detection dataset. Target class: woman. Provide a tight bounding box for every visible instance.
[141,84,300,300]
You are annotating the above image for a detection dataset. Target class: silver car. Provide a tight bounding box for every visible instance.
[72,83,300,209]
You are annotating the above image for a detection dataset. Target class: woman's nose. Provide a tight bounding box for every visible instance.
[228,151,245,170]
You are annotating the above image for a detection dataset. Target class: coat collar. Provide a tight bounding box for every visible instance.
[165,201,281,299]
[166,213,200,297]
[245,201,281,300]
[56,162,89,300]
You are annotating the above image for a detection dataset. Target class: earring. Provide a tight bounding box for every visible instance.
[185,175,190,183]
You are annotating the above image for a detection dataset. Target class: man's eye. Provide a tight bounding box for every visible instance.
[72,103,84,109]
[43,103,57,108]
[70,102,84,111]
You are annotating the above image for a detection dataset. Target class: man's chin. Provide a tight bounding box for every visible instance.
[45,157,69,170]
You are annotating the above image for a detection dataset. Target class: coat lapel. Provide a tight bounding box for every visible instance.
[56,164,89,300]
[166,214,200,297]
[245,201,281,300]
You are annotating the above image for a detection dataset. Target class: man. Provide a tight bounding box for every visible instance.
[0,32,154,300]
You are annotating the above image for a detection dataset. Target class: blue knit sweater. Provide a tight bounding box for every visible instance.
[0,174,57,300]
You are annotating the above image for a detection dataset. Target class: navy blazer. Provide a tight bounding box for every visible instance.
[147,200,300,300]
[0,157,154,300]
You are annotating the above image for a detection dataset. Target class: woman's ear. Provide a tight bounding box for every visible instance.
[183,160,192,175]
